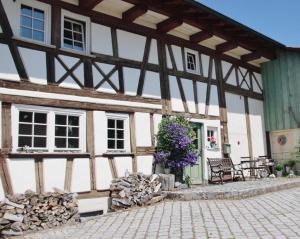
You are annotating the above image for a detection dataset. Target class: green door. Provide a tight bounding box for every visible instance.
[184,123,203,184]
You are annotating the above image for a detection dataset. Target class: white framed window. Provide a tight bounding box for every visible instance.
[106,113,130,153]
[61,10,90,53]
[185,48,200,74]
[12,105,86,152]
[17,0,51,44]
[207,127,218,150]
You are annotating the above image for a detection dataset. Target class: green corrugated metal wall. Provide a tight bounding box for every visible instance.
[262,50,300,131]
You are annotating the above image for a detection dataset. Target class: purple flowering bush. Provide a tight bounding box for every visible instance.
[154,116,198,181]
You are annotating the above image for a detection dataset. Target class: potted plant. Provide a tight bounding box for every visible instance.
[154,116,198,182]
[284,159,296,174]
[275,163,283,177]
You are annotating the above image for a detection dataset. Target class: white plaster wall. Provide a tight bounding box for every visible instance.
[0,176,5,200]
[78,197,110,214]
[55,55,84,89]
[201,54,210,77]
[0,88,162,110]
[253,73,263,93]
[95,157,113,190]
[196,82,207,115]
[7,158,36,194]
[0,101,2,149]
[93,63,119,94]
[114,157,132,177]
[248,99,267,158]
[137,155,153,175]
[208,85,220,116]
[19,47,47,85]
[153,114,162,145]
[91,23,113,55]
[123,67,140,96]
[226,93,249,164]
[0,25,2,33]
[93,111,107,155]
[135,112,152,147]
[169,76,184,112]
[222,61,236,86]
[148,39,158,65]
[270,128,300,161]
[43,158,66,192]
[142,71,161,99]
[182,79,196,113]
[0,44,19,81]
[117,30,146,61]
[172,45,183,71]
[70,158,91,192]
[239,67,251,90]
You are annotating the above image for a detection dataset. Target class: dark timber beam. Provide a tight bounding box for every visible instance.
[123,4,147,22]
[216,41,238,53]
[79,0,104,10]
[157,17,183,33]
[190,31,213,43]
[241,52,263,62]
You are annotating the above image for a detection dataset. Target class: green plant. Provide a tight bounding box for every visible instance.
[275,163,283,171]
[184,175,192,188]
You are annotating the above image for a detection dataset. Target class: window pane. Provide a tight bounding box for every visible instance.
[64,40,73,49]
[19,111,33,123]
[68,127,79,137]
[108,140,115,149]
[116,120,124,129]
[55,138,66,148]
[74,42,83,51]
[73,33,82,42]
[33,30,44,41]
[20,27,32,39]
[21,16,32,28]
[108,129,115,139]
[34,137,46,148]
[34,125,46,136]
[117,140,124,149]
[73,23,82,32]
[33,19,44,31]
[64,20,72,30]
[68,116,79,126]
[21,5,32,16]
[19,124,32,135]
[18,136,32,147]
[68,138,79,148]
[55,126,67,136]
[34,113,47,124]
[64,30,72,39]
[117,130,124,139]
[33,9,44,20]
[108,119,115,128]
[55,115,67,125]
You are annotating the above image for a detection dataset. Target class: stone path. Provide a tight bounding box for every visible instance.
[20,187,300,239]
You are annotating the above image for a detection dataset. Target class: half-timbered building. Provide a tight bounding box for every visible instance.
[0,0,284,213]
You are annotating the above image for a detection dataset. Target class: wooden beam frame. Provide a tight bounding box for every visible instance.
[241,51,262,62]
[157,17,183,33]
[216,41,238,53]
[123,4,147,22]
[79,0,104,10]
[190,31,213,43]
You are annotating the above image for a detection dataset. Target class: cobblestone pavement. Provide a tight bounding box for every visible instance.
[21,188,300,239]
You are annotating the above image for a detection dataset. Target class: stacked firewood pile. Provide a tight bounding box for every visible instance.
[110,174,166,210]
[0,189,79,237]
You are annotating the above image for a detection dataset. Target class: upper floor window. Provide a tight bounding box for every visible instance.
[20,4,45,42]
[185,49,199,74]
[63,18,85,51]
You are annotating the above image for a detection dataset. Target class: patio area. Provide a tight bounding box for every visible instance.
[166,177,300,201]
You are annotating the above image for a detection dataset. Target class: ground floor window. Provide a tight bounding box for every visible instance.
[12,105,86,152]
[207,127,219,150]
[106,113,130,153]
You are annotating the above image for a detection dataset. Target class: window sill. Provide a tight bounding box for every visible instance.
[13,36,56,49]
[59,48,96,58]
[206,147,220,152]
[102,152,134,158]
[9,152,90,159]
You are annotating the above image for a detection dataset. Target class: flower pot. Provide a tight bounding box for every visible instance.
[276,170,282,177]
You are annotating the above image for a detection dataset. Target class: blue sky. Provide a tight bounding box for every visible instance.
[197,0,300,46]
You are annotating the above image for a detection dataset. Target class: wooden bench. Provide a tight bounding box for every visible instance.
[207,158,245,184]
